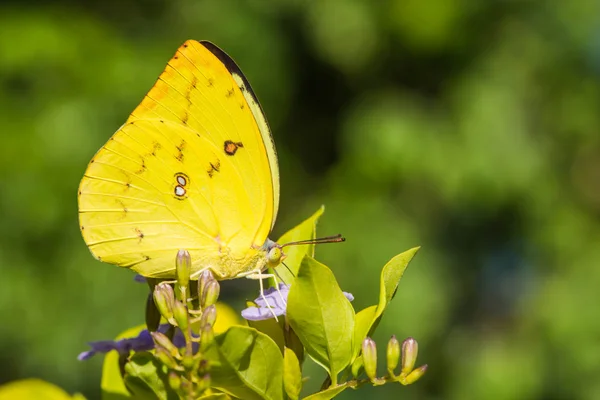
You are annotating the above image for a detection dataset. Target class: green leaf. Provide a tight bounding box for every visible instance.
[124,352,176,400]
[351,247,420,360]
[283,347,302,400]
[352,305,378,360]
[378,247,420,313]
[274,206,325,284]
[211,326,283,400]
[0,379,82,400]
[247,318,285,354]
[301,383,350,400]
[287,256,355,384]
[196,393,232,399]
[101,324,147,400]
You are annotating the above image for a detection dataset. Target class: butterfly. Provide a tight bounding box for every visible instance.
[78,40,343,294]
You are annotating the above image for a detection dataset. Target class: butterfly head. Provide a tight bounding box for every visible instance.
[262,239,287,269]
[253,234,345,322]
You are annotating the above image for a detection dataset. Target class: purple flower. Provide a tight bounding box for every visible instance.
[78,324,187,361]
[242,284,290,321]
[241,283,354,321]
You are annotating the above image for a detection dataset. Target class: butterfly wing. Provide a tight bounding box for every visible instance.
[78,40,280,278]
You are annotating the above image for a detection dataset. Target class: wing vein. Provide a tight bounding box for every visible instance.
[130,120,220,236]
[81,191,167,208]
[183,45,271,238]
[166,52,265,237]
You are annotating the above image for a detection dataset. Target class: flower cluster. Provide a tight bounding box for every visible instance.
[148,250,219,397]
[80,250,220,398]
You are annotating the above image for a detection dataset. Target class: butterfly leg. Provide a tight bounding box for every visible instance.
[269,274,288,312]
[244,270,286,321]
[259,272,287,313]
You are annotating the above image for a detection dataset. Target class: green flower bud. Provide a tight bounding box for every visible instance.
[387,335,401,375]
[155,347,179,370]
[198,270,215,305]
[153,283,175,321]
[201,280,220,309]
[179,379,192,394]
[404,364,428,385]
[198,374,211,392]
[362,337,378,381]
[197,359,209,375]
[152,332,180,358]
[172,300,189,331]
[176,249,191,301]
[182,351,194,371]
[200,324,214,352]
[401,337,418,376]
[200,304,217,327]
[168,371,181,391]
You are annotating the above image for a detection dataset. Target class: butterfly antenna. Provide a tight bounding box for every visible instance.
[281,234,345,248]
[280,261,295,279]
[273,266,290,286]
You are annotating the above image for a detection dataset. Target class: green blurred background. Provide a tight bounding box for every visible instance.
[2,0,600,399]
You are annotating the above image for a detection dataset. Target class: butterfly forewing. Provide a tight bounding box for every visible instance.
[78,40,280,278]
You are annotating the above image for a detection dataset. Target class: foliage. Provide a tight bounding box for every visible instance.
[105,210,425,399]
[0,379,85,400]
[2,1,600,399]
[14,210,424,399]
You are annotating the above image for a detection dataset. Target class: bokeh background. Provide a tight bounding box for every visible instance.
[1,0,600,399]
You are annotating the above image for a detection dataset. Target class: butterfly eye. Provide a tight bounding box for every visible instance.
[267,246,283,267]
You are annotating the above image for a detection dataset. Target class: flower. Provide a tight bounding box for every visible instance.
[241,283,354,321]
[78,324,186,361]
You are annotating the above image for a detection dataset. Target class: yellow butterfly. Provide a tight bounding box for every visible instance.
[78,40,287,281]
[78,40,343,292]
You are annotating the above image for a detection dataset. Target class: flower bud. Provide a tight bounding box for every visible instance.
[155,347,179,370]
[152,332,180,358]
[200,304,217,327]
[404,364,428,385]
[182,350,195,371]
[198,270,215,304]
[176,250,191,301]
[172,300,189,331]
[197,359,209,375]
[401,337,418,376]
[387,335,401,375]
[179,379,192,394]
[153,283,175,321]
[201,280,220,309]
[198,374,211,392]
[362,337,378,381]
[199,324,214,352]
[168,371,181,391]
